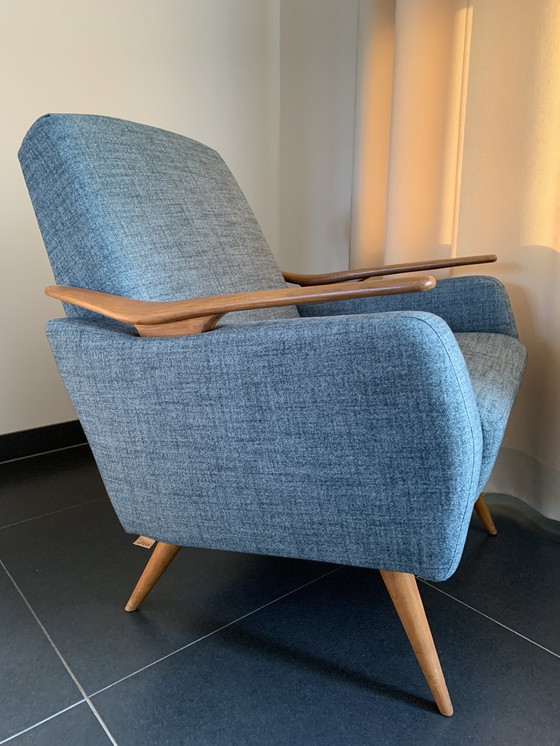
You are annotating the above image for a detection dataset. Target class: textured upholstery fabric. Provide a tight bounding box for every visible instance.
[300,276,525,490]
[455,333,527,491]
[299,276,518,337]
[20,114,527,586]
[18,114,298,324]
[47,311,483,582]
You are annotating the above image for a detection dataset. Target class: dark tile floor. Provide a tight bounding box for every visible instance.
[0,446,559,745]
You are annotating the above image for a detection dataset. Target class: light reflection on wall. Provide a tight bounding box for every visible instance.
[351,1,474,268]
[352,0,560,518]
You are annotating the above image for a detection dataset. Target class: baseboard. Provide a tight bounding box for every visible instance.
[0,420,87,463]
[486,446,560,523]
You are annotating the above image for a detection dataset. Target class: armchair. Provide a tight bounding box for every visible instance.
[19,114,526,717]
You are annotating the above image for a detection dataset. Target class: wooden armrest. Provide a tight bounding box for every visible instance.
[45,274,435,337]
[283,254,497,286]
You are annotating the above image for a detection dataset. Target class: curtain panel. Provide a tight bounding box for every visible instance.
[351,0,560,520]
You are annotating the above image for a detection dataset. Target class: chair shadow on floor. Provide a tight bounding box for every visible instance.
[193,611,436,714]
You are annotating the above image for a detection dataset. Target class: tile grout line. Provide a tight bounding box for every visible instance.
[0,701,85,744]
[0,442,88,466]
[3,562,555,740]
[419,579,560,659]
[89,566,342,699]
[0,497,106,533]
[0,559,119,746]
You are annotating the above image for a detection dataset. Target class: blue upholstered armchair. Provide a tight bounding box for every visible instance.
[19,114,526,717]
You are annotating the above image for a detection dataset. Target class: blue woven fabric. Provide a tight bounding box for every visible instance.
[20,114,526,585]
[18,114,298,324]
[455,333,526,491]
[47,311,483,582]
[299,276,518,337]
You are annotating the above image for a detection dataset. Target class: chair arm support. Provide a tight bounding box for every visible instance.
[298,275,518,337]
[283,254,496,286]
[45,275,435,337]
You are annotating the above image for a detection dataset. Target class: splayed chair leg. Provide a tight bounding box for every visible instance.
[474,494,497,535]
[380,570,454,717]
[125,542,182,612]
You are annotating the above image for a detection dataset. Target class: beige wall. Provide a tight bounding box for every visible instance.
[456,0,560,519]
[0,0,281,435]
[1,0,361,435]
[279,0,359,274]
[348,0,560,519]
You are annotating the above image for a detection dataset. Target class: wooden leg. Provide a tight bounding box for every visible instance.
[474,494,497,535]
[125,542,181,612]
[380,570,454,717]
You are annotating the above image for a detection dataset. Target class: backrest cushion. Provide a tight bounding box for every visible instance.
[19,114,298,323]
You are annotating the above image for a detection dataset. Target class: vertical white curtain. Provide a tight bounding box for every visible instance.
[352,0,560,520]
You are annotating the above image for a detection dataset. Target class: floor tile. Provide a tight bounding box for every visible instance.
[436,495,560,654]
[0,446,106,529]
[92,566,560,746]
[5,703,112,746]
[0,568,81,742]
[0,499,336,695]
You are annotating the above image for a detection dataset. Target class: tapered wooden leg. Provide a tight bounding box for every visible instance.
[474,494,497,535]
[380,570,454,716]
[125,542,181,612]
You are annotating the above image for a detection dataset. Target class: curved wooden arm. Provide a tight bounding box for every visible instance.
[45,274,436,337]
[283,254,496,286]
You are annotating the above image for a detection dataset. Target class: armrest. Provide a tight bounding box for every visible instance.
[298,275,518,337]
[45,274,435,337]
[283,254,496,286]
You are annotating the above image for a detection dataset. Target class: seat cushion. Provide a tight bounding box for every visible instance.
[454,333,527,491]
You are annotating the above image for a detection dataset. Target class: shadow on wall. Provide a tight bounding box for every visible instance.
[479,244,560,520]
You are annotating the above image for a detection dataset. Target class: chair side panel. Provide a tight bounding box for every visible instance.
[46,312,482,582]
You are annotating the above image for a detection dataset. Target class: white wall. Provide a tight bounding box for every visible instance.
[0,0,281,435]
[279,0,359,274]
